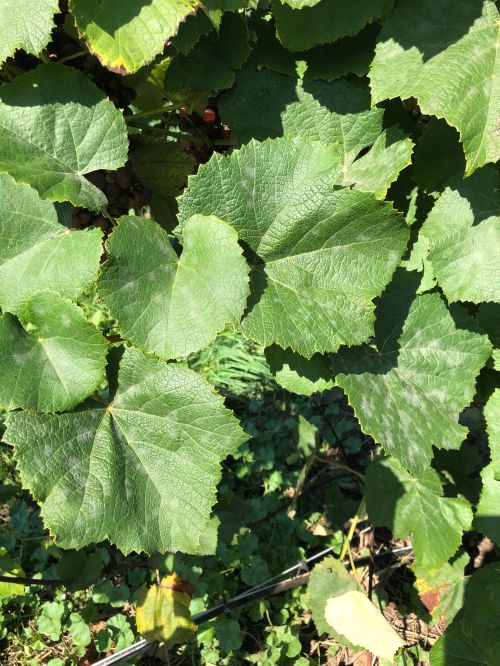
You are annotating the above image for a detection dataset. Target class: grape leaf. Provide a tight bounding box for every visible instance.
[412,167,500,304]
[462,562,500,663]
[219,67,383,164]
[430,615,486,666]
[0,292,108,414]
[4,347,247,554]
[369,0,500,174]
[70,0,199,74]
[474,390,500,543]
[272,0,393,52]
[179,137,409,358]
[0,0,58,65]
[302,24,380,82]
[136,574,196,644]
[331,270,492,473]
[413,552,469,624]
[343,128,414,198]
[0,174,102,314]
[0,64,128,211]
[164,13,250,107]
[99,215,249,360]
[265,346,334,396]
[365,457,473,568]
[308,557,403,659]
[130,138,195,231]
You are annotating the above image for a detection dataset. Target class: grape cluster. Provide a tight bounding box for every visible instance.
[72,164,152,231]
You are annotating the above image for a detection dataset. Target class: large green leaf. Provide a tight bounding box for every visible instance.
[99,215,249,360]
[130,138,195,231]
[0,292,108,413]
[0,0,58,65]
[178,137,409,358]
[4,347,247,554]
[365,457,473,568]
[219,67,384,164]
[0,174,102,314]
[0,64,128,210]
[70,0,199,74]
[331,270,492,473]
[272,0,393,51]
[369,0,500,173]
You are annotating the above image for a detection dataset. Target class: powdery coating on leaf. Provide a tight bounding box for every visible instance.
[0,174,103,314]
[325,591,404,661]
[0,293,108,413]
[416,166,500,304]
[332,270,492,473]
[98,214,250,360]
[4,347,247,554]
[0,63,128,210]
[178,137,409,358]
[0,0,58,65]
[273,0,394,52]
[369,0,500,173]
[365,457,473,568]
[219,68,384,165]
[70,0,200,74]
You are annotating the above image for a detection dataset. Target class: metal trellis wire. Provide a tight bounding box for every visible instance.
[91,544,413,666]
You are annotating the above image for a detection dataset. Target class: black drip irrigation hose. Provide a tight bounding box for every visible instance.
[91,545,413,666]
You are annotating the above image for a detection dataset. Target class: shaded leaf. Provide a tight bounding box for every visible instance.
[273,0,393,52]
[130,138,195,230]
[265,346,334,396]
[365,457,473,568]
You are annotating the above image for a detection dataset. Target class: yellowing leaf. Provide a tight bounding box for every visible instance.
[136,574,197,645]
[325,590,404,661]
